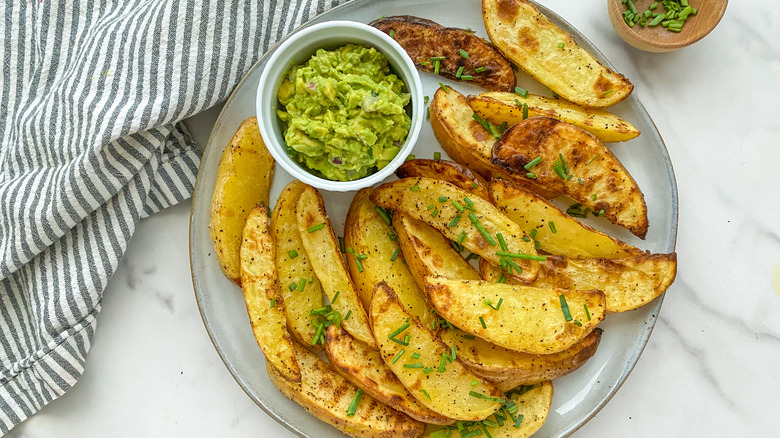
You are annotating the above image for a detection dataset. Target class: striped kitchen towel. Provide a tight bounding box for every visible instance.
[0,0,349,433]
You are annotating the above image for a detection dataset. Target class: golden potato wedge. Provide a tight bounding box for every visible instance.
[468,91,640,143]
[371,178,539,283]
[423,381,553,438]
[425,276,605,355]
[297,186,375,347]
[267,342,425,438]
[482,0,633,107]
[489,179,643,258]
[491,117,649,238]
[371,283,505,421]
[393,212,480,295]
[345,188,435,328]
[240,206,300,382]
[396,159,490,201]
[325,325,453,425]
[440,327,601,391]
[209,116,275,283]
[430,87,557,199]
[371,16,516,92]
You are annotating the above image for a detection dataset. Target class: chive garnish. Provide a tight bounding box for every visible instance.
[469,391,506,403]
[270,298,275,308]
[434,152,442,160]
[389,29,395,38]
[390,248,401,262]
[456,66,464,79]
[479,316,487,329]
[405,154,415,161]
[497,272,506,283]
[559,294,573,321]
[438,82,449,92]
[388,231,397,241]
[524,156,542,170]
[522,103,529,120]
[465,252,479,262]
[587,153,601,165]
[457,231,467,244]
[549,221,557,234]
[450,345,456,361]
[472,113,491,132]
[347,389,363,416]
[423,367,434,374]
[375,206,392,225]
[526,172,537,179]
[484,298,503,311]
[391,349,405,364]
[461,75,473,80]
[411,352,421,359]
[584,304,591,320]
[420,389,432,400]
[558,42,565,49]
[452,200,464,212]
[471,379,479,386]
[449,215,462,227]
[331,291,340,303]
[430,56,447,61]
[289,282,297,292]
[463,334,475,340]
[514,87,529,98]
[344,310,352,320]
[463,197,474,207]
[475,66,487,73]
[496,233,508,251]
[403,363,424,369]
[288,250,298,259]
[298,278,306,292]
[434,60,441,75]
[495,251,547,261]
[468,212,497,246]
[437,355,448,373]
[307,223,324,233]
[411,185,420,192]
[573,319,583,327]
[459,49,469,58]
[388,322,411,340]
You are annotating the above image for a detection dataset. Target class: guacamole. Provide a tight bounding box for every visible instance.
[277,44,411,181]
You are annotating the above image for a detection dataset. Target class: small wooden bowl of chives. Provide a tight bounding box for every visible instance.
[608,0,728,52]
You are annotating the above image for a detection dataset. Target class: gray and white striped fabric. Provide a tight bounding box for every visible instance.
[0,0,348,433]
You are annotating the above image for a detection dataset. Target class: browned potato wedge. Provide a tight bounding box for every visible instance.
[267,342,425,438]
[430,87,557,199]
[297,186,375,347]
[492,117,649,238]
[371,177,539,283]
[371,16,516,92]
[325,325,453,425]
[271,181,324,346]
[393,212,481,294]
[425,276,605,355]
[345,188,435,328]
[396,159,490,201]
[489,179,643,258]
[210,116,275,283]
[468,92,640,143]
[527,253,676,313]
[371,283,505,421]
[240,206,300,382]
[440,327,601,391]
[482,0,633,107]
[423,381,553,437]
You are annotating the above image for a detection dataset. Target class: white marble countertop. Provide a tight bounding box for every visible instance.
[7,1,780,437]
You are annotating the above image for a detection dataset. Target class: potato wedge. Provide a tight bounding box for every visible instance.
[271,180,324,346]
[297,186,375,346]
[325,325,453,425]
[393,212,480,295]
[440,327,601,391]
[371,178,539,283]
[482,0,633,107]
[492,117,649,238]
[210,116,275,283]
[345,188,435,328]
[396,159,490,201]
[371,16,516,92]
[424,381,553,438]
[425,276,606,355]
[489,179,642,258]
[430,87,557,199]
[371,283,504,421]
[267,342,425,438]
[468,91,640,143]
[240,206,300,382]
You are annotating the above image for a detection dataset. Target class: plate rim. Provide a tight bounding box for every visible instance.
[189,1,679,436]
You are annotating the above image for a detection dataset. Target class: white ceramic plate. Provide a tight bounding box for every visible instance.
[189,1,678,436]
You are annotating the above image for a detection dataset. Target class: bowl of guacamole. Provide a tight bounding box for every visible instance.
[257,21,424,191]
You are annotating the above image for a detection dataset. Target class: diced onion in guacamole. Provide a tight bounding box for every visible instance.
[277,44,411,181]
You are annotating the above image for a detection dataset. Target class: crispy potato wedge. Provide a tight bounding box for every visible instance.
[345,188,435,328]
[271,180,324,346]
[482,0,633,107]
[371,283,504,421]
[210,116,275,283]
[297,186,375,347]
[489,179,642,258]
[371,178,539,283]
[492,117,649,238]
[325,325,453,425]
[393,213,480,294]
[425,276,606,355]
[267,342,425,438]
[440,327,601,391]
[430,87,557,199]
[423,381,553,438]
[396,159,490,201]
[240,206,300,382]
[468,92,640,143]
[532,253,676,313]
[371,16,516,92]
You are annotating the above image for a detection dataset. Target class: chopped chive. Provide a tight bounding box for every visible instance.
[390,336,410,346]
[573,319,583,327]
[460,75,473,80]
[448,215,462,227]
[411,352,421,359]
[423,367,434,374]
[331,291,340,303]
[471,379,479,386]
[505,257,522,274]
[514,414,524,428]
[578,177,583,185]
[434,151,442,161]
[457,231,467,244]
[270,298,275,308]
[389,29,395,38]
[289,282,297,292]
[307,223,324,233]
[557,42,565,49]
[424,95,429,104]
[465,252,480,262]
[456,66,464,79]
[584,304,591,321]
[452,200,465,212]
[403,363,424,369]
[298,278,306,292]
[471,182,478,189]
[344,310,352,320]
[587,153,601,165]
[459,49,469,58]
[479,316,487,329]
[427,204,435,211]
[450,345,456,361]
[602,89,615,96]
[521,102,529,120]
[497,271,506,283]
[496,233,508,251]
[469,391,506,403]
[549,221,557,234]
[391,349,405,364]
[419,61,430,66]
[420,389,432,400]
[463,197,474,207]
[434,59,441,74]
[437,196,448,203]
[430,56,447,61]
[472,113,491,132]
[431,208,439,218]
[288,250,298,259]
[405,154,416,162]
[347,389,363,416]
[468,212,497,246]
[524,156,542,170]
[411,185,420,192]
[388,231,397,241]
[514,87,529,98]
[437,355,448,373]
[529,229,537,239]
[438,82,449,92]
[390,248,401,262]
[526,172,537,179]
[558,153,569,175]
[559,294,573,321]
[375,206,392,225]
[475,66,487,73]
[495,251,547,262]
[388,322,411,340]
[463,334,475,340]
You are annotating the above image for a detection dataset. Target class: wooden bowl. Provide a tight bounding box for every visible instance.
[607,0,728,52]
